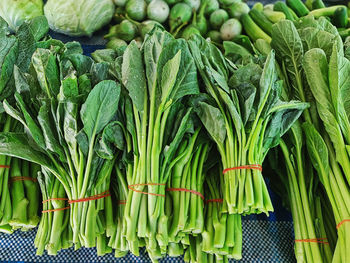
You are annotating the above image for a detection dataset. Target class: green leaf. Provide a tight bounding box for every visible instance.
[328,44,350,144]
[81,80,121,140]
[0,26,18,100]
[303,122,329,185]
[31,48,60,98]
[0,132,54,169]
[28,16,49,41]
[143,28,174,96]
[38,99,66,161]
[271,20,304,100]
[160,50,181,103]
[122,41,146,113]
[303,48,345,157]
[14,92,46,149]
[196,101,226,146]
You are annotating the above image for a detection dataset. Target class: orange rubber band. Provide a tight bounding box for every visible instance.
[223,164,262,174]
[42,206,70,213]
[117,200,127,205]
[206,198,223,204]
[68,190,111,204]
[295,238,329,245]
[128,183,166,197]
[10,176,37,182]
[0,165,10,168]
[336,219,350,229]
[42,198,68,204]
[166,188,204,200]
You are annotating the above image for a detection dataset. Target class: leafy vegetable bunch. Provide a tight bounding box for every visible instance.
[0,16,50,234]
[188,34,308,215]
[267,15,350,263]
[0,16,123,253]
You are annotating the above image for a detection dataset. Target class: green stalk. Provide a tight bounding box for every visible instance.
[9,159,29,229]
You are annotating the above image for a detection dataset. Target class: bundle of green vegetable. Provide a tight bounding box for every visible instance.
[105,0,249,47]
[0,156,40,233]
[188,34,308,214]
[35,169,72,255]
[0,16,50,234]
[166,129,210,247]
[0,26,122,253]
[201,164,242,260]
[118,28,200,260]
[267,16,350,263]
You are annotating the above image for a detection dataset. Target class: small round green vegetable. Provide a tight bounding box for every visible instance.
[105,20,137,41]
[227,2,249,18]
[165,0,180,4]
[182,25,200,39]
[147,0,169,23]
[114,0,127,7]
[169,3,192,32]
[114,7,125,23]
[205,0,220,15]
[106,38,128,50]
[139,20,163,38]
[252,2,264,11]
[219,0,238,6]
[126,0,147,21]
[210,9,229,29]
[184,0,201,11]
[207,30,222,42]
[194,2,208,35]
[220,18,242,41]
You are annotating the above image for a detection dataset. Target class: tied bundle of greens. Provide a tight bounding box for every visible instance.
[0,156,40,233]
[0,16,49,234]
[111,28,200,260]
[201,165,242,261]
[35,168,72,255]
[166,129,210,248]
[0,32,122,251]
[188,34,308,215]
[270,16,349,262]
[302,44,350,263]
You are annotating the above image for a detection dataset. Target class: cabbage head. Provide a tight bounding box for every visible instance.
[44,0,115,37]
[0,0,44,30]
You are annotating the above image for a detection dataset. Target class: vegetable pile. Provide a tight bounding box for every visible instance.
[0,0,350,262]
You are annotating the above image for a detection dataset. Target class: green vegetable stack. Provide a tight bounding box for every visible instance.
[188,35,308,215]
[240,0,349,44]
[105,0,250,47]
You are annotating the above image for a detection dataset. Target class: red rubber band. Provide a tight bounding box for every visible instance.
[166,188,204,200]
[117,200,127,205]
[336,219,350,229]
[295,238,329,245]
[0,165,10,168]
[68,191,111,204]
[223,164,262,174]
[10,176,37,182]
[128,183,166,197]
[206,198,223,204]
[42,206,70,213]
[42,198,68,204]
